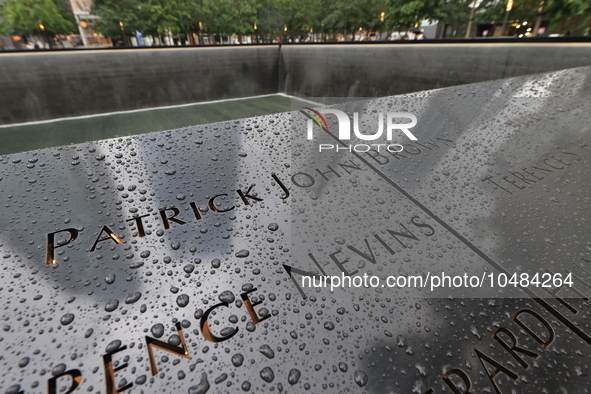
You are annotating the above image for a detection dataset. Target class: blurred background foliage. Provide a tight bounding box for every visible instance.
[1,0,590,43]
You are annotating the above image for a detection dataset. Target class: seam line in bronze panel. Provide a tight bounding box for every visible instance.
[321,130,591,346]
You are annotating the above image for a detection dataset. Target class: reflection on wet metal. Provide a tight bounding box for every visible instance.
[2,66,591,393]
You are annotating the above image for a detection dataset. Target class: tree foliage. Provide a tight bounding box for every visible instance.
[91,0,143,39]
[538,0,591,31]
[385,0,437,30]
[200,0,259,35]
[84,0,591,40]
[1,0,74,37]
[2,0,590,42]
[275,0,322,35]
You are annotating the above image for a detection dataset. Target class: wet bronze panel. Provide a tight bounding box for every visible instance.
[1,67,591,393]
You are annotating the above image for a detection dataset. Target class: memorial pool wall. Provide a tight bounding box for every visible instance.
[2,42,591,125]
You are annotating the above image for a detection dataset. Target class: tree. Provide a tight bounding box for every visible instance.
[0,0,74,45]
[92,0,145,41]
[198,0,259,41]
[472,0,590,35]
[143,0,193,39]
[544,0,591,33]
[385,0,439,32]
[275,0,323,39]
[434,0,473,37]
[322,0,367,36]
[366,0,389,33]
[256,0,284,40]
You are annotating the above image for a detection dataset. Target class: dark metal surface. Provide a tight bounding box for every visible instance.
[1,67,591,393]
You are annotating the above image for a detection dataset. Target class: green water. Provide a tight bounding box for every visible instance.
[0,95,301,156]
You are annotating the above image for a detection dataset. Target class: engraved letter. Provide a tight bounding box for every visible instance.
[102,345,132,393]
[145,322,189,375]
[48,369,82,394]
[200,302,239,343]
[90,225,123,252]
[512,309,555,348]
[46,228,78,265]
[241,287,271,325]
